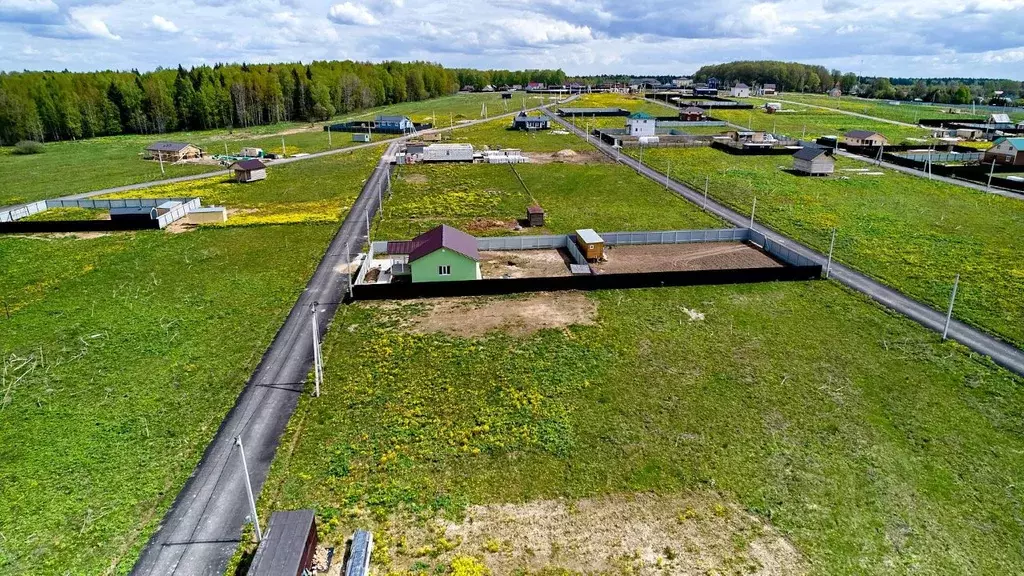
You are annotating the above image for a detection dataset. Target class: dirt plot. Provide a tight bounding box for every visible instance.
[593,242,783,274]
[366,291,597,337]
[386,493,807,575]
[525,149,610,164]
[479,249,571,279]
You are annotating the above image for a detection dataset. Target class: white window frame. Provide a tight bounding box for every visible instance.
[438,265,451,276]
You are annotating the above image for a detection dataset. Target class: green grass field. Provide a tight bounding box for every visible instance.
[0,145,377,574]
[559,93,673,130]
[98,147,382,227]
[448,116,590,152]
[374,161,721,240]
[714,104,932,143]
[628,146,1024,346]
[0,93,515,207]
[261,279,1024,575]
[767,93,1024,125]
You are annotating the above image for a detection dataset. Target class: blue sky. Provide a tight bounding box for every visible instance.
[2,0,1024,79]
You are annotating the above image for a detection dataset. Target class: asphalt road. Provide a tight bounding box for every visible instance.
[129,139,399,576]
[128,97,579,576]
[546,109,1024,377]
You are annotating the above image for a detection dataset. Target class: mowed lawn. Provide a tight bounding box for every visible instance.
[560,92,673,129]
[0,148,377,574]
[262,279,1024,575]
[631,146,1024,346]
[375,161,721,240]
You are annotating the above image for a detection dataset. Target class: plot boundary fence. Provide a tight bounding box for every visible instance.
[0,197,205,233]
[352,227,821,299]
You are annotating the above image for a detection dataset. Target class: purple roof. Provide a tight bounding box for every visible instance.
[388,225,479,262]
[231,159,266,171]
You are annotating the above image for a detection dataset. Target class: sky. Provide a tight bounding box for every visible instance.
[1,0,1024,79]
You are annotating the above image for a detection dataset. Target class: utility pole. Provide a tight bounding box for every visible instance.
[158,152,165,175]
[703,176,709,210]
[365,210,370,241]
[749,196,757,229]
[224,142,228,155]
[327,125,332,147]
[665,160,671,188]
[235,436,262,542]
[281,137,286,158]
[825,228,836,279]
[346,241,354,300]
[987,158,996,188]
[942,274,960,341]
[638,142,644,166]
[310,302,323,397]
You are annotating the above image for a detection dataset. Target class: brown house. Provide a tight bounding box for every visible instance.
[842,130,888,147]
[679,106,706,121]
[144,141,202,162]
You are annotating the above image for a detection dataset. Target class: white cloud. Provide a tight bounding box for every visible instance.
[498,18,592,46]
[68,7,119,40]
[327,2,378,26]
[149,15,178,33]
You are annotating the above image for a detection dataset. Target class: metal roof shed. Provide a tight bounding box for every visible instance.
[248,509,318,576]
[575,229,604,261]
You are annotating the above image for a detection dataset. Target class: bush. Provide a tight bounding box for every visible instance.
[13,140,45,154]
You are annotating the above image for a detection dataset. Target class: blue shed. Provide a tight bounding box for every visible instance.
[375,115,413,133]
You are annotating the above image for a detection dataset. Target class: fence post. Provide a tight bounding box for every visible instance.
[942,274,960,341]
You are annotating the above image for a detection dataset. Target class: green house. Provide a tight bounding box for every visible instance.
[388,225,481,283]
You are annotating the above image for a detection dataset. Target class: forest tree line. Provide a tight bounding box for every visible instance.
[692,60,1024,105]
[0,61,564,145]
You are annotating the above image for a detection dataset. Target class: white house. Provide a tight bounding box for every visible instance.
[983,137,1024,166]
[626,112,656,137]
[730,83,750,98]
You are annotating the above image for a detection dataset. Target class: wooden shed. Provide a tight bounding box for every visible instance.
[526,204,545,227]
[247,510,318,576]
[575,228,604,261]
[792,147,835,176]
[230,159,267,183]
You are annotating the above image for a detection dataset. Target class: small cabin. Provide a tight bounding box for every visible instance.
[230,159,267,183]
[842,130,888,147]
[792,147,835,176]
[247,510,318,576]
[110,206,157,221]
[511,112,550,130]
[575,228,604,261]
[526,204,544,227]
[984,137,1024,166]
[240,147,264,158]
[387,225,481,283]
